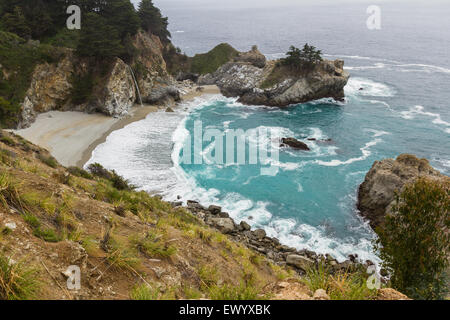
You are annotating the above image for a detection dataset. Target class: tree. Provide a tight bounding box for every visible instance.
[101,0,140,39]
[375,178,450,299]
[138,0,171,42]
[281,43,323,70]
[2,6,31,39]
[76,13,123,59]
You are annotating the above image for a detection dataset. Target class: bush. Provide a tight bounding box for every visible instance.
[37,154,58,168]
[87,163,112,180]
[375,178,450,300]
[67,166,93,180]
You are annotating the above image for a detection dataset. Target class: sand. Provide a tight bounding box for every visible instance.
[14,85,220,168]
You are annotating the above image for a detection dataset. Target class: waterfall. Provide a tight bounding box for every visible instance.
[128,65,143,106]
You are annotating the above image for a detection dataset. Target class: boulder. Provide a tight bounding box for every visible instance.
[357,154,447,229]
[313,289,330,300]
[240,221,251,231]
[95,58,137,117]
[280,138,310,151]
[253,229,266,240]
[234,45,266,68]
[209,218,235,234]
[207,205,222,215]
[286,254,315,271]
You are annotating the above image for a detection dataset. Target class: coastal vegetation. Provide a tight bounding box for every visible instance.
[190,43,239,75]
[0,0,172,129]
[261,44,324,89]
[375,178,450,300]
[0,130,411,300]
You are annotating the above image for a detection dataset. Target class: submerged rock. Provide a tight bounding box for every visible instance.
[280,138,310,151]
[357,154,448,229]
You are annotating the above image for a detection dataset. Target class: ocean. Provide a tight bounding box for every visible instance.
[87,0,450,262]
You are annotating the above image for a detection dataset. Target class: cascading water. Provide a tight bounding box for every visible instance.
[129,65,143,106]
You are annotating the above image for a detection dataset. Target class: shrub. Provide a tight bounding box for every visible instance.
[375,178,450,300]
[87,163,112,180]
[37,154,58,168]
[0,254,40,300]
[67,166,93,180]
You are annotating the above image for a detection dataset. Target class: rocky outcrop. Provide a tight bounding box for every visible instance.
[19,51,75,128]
[280,138,310,151]
[17,30,180,128]
[176,200,374,275]
[233,45,266,68]
[131,30,179,106]
[198,47,349,107]
[357,154,448,229]
[94,58,136,117]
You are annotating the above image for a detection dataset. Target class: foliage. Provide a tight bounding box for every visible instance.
[303,263,377,300]
[281,44,323,70]
[131,232,177,258]
[37,154,58,168]
[0,31,61,128]
[375,178,450,300]
[190,43,239,75]
[76,13,124,59]
[138,0,171,43]
[67,166,93,180]
[0,253,40,300]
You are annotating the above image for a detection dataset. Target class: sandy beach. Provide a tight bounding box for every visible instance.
[14,85,220,168]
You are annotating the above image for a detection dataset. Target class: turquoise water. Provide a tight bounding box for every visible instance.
[88,1,450,262]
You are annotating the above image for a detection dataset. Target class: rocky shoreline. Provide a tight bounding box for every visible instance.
[171,199,378,277]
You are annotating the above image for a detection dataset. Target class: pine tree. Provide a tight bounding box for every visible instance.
[138,0,171,42]
[76,12,124,58]
[2,6,31,38]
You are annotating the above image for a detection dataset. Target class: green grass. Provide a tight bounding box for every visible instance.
[303,263,378,300]
[190,43,239,75]
[106,237,141,271]
[130,284,159,300]
[208,281,263,300]
[131,232,177,258]
[23,212,61,243]
[0,254,40,300]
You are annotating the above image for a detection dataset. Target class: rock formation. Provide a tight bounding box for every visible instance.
[280,138,310,151]
[18,31,179,128]
[357,154,448,229]
[198,46,349,107]
[19,50,75,128]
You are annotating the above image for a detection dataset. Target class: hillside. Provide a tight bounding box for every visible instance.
[0,130,409,300]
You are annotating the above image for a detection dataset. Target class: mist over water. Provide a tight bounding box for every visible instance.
[88,1,450,262]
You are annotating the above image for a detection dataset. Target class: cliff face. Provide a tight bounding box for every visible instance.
[18,31,177,128]
[199,47,349,107]
[357,154,448,229]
